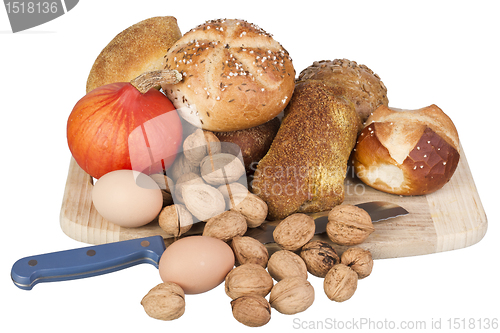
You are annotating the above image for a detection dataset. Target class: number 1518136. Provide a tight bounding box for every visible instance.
[5,1,59,14]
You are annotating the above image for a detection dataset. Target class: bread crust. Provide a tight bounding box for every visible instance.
[252,80,360,220]
[162,19,295,132]
[353,105,460,195]
[297,59,388,123]
[86,16,182,93]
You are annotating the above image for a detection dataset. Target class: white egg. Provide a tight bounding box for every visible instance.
[92,170,163,227]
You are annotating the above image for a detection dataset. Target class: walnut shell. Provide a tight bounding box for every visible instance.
[183,129,221,166]
[203,210,248,242]
[200,153,246,186]
[230,236,269,268]
[269,276,314,315]
[158,204,193,237]
[341,247,373,279]
[141,282,185,321]
[169,154,200,181]
[300,240,340,278]
[231,295,271,327]
[149,173,175,206]
[326,204,374,246]
[267,250,308,282]
[174,172,205,204]
[273,213,315,251]
[230,191,268,228]
[225,263,274,299]
[218,182,249,200]
[182,183,226,221]
[323,264,358,302]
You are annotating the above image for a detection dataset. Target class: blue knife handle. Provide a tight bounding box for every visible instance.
[11,236,166,290]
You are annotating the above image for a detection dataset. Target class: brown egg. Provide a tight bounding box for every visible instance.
[91,170,163,228]
[159,236,235,294]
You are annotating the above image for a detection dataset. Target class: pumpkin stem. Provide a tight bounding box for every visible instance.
[130,70,182,94]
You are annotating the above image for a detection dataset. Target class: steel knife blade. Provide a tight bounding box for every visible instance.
[244,201,409,245]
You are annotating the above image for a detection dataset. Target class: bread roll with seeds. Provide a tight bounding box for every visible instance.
[86,16,182,93]
[352,104,460,195]
[297,59,388,123]
[162,19,295,132]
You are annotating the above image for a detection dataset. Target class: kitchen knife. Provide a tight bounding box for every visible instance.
[11,201,407,290]
[11,236,165,290]
[244,201,409,244]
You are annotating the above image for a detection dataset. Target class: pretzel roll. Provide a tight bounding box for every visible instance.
[352,105,460,196]
[162,19,295,132]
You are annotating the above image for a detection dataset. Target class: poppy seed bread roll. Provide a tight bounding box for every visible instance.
[162,19,295,132]
[352,105,460,195]
[251,80,360,220]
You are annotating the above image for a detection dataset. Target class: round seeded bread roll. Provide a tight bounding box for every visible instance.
[162,19,295,132]
[86,16,182,93]
[297,59,388,123]
[352,104,460,196]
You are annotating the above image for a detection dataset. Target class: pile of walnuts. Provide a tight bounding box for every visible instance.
[141,203,375,327]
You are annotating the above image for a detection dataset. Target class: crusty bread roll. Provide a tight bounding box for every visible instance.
[297,59,389,123]
[86,16,182,93]
[352,104,460,196]
[162,19,295,132]
[252,80,360,220]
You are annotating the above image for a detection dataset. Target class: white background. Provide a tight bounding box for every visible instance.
[2,0,498,332]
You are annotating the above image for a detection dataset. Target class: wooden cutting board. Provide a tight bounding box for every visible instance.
[59,147,487,259]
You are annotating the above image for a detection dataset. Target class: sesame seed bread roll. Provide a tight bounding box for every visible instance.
[86,16,182,93]
[352,105,460,196]
[162,19,295,132]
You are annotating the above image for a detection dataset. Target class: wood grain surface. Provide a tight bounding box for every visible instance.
[60,147,487,259]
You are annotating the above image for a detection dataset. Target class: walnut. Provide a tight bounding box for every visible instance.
[200,153,246,186]
[183,129,221,166]
[273,213,315,251]
[231,295,271,327]
[300,240,340,278]
[326,204,374,246]
[169,154,200,181]
[141,282,185,321]
[203,210,248,242]
[149,173,174,206]
[323,264,358,302]
[149,173,174,192]
[174,172,205,204]
[230,236,269,268]
[267,250,308,282]
[217,182,249,203]
[158,204,193,237]
[341,247,374,279]
[225,263,274,299]
[182,183,226,221]
[229,191,268,228]
[269,276,314,315]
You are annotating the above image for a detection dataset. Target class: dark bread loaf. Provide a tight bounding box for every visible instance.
[215,117,280,176]
[252,80,360,220]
